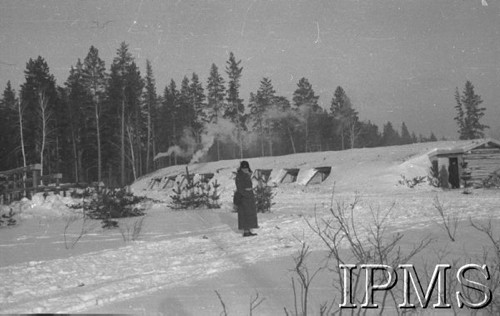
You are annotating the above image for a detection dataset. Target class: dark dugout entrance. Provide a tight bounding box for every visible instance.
[448,157,460,189]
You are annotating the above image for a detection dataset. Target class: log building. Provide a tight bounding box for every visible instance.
[428,138,500,188]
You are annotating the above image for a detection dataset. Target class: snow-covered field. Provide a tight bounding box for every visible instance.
[0,141,499,315]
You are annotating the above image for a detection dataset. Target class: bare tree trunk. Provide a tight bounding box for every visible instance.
[126,124,137,181]
[121,88,126,186]
[172,111,177,165]
[152,125,157,165]
[136,127,142,178]
[146,103,151,173]
[216,138,220,161]
[341,127,345,150]
[67,98,79,183]
[268,137,273,157]
[38,91,50,178]
[305,118,309,152]
[71,126,79,183]
[214,114,220,161]
[349,124,355,149]
[55,135,60,173]
[138,137,143,177]
[350,122,360,149]
[260,121,265,157]
[287,126,297,154]
[239,129,243,159]
[95,95,102,183]
[261,133,265,157]
[17,98,27,168]
[108,164,112,187]
[78,150,84,183]
[237,114,243,159]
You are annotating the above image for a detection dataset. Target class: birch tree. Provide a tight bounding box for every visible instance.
[37,90,52,177]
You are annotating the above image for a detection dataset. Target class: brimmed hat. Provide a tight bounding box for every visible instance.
[239,160,252,172]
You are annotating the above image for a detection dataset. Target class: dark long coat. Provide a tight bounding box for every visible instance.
[448,161,460,189]
[235,169,258,230]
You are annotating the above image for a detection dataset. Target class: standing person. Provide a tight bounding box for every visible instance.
[448,160,460,189]
[235,161,258,237]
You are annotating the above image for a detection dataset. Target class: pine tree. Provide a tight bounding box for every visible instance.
[249,77,276,156]
[317,109,335,151]
[107,42,144,185]
[189,72,206,144]
[0,81,18,170]
[124,62,144,181]
[179,76,196,135]
[381,122,400,146]
[224,52,245,158]
[20,56,58,171]
[292,78,320,152]
[411,132,418,143]
[206,63,226,160]
[53,85,74,179]
[107,43,133,185]
[270,96,299,155]
[429,132,437,142]
[169,166,220,209]
[330,86,359,150]
[65,60,92,183]
[82,46,107,183]
[356,120,381,148]
[400,122,412,145]
[164,80,180,164]
[254,180,276,213]
[454,81,488,140]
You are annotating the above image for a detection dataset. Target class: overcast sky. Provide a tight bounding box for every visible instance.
[1,0,499,139]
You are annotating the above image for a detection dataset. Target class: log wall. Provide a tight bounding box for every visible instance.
[463,147,500,186]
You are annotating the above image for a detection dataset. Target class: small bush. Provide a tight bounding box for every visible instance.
[399,174,426,188]
[307,191,432,314]
[254,180,276,213]
[427,163,453,188]
[0,207,16,227]
[119,216,145,242]
[483,170,500,188]
[169,167,221,210]
[432,195,459,242]
[69,188,146,229]
[101,218,119,229]
[428,162,441,187]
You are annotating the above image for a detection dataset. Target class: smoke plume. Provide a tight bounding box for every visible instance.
[155,118,241,164]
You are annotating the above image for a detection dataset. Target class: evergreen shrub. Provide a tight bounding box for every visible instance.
[254,176,276,213]
[169,167,221,210]
[69,188,146,229]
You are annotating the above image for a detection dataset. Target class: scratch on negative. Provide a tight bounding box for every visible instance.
[315,22,321,44]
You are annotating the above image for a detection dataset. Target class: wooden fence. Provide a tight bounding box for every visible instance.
[0,164,65,204]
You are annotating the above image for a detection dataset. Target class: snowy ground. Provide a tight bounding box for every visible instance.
[0,141,499,315]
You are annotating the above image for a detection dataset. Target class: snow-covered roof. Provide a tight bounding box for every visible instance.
[427,138,500,157]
